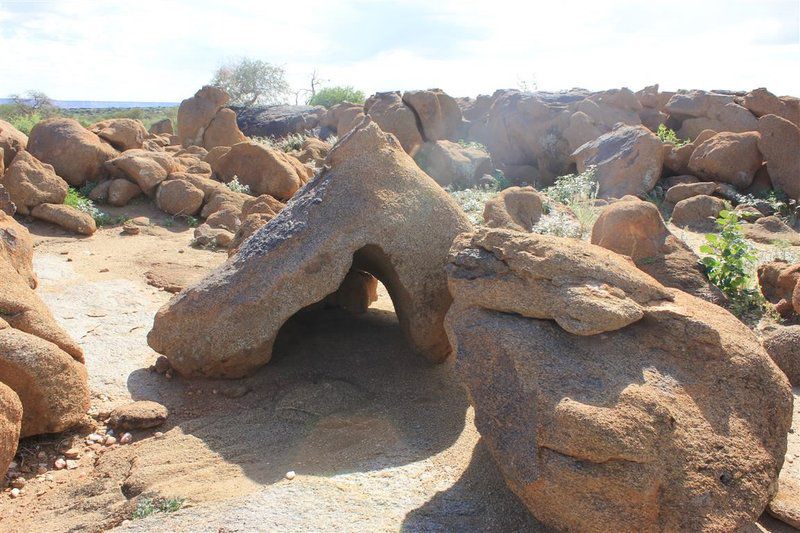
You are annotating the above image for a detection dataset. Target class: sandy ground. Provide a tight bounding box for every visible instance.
[0,203,797,532]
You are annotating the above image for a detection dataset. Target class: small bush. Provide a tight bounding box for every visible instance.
[185,216,200,228]
[64,187,125,226]
[532,211,582,238]
[541,167,599,237]
[226,177,252,195]
[447,187,498,225]
[276,133,306,153]
[132,497,185,520]
[700,210,757,297]
[656,124,690,147]
[308,86,365,108]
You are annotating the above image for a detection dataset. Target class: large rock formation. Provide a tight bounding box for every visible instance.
[687,131,762,189]
[1,151,69,214]
[445,228,792,532]
[148,118,472,378]
[232,104,325,138]
[757,114,800,201]
[176,85,230,147]
[402,89,463,141]
[664,90,758,139]
[572,124,664,198]
[88,118,148,151]
[0,119,28,168]
[591,199,725,304]
[414,140,492,187]
[364,92,423,156]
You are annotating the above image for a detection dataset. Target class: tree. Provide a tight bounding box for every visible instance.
[308,86,366,108]
[211,58,290,107]
[9,90,56,116]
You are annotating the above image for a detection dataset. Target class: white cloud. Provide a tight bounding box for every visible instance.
[0,0,797,102]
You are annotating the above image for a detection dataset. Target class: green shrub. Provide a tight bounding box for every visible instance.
[308,86,365,108]
[700,210,757,297]
[656,124,690,147]
[132,497,185,520]
[64,187,125,226]
[540,167,599,238]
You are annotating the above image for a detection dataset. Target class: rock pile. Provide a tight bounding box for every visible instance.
[445,228,792,531]
[148,118,472,377]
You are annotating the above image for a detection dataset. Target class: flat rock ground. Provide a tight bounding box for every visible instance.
[0,202,797,532]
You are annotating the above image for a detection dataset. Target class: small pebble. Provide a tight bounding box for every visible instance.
[87,433,103,443]
[65,460,78,470]
[120,433,132,444]
[36,465,47,476]
[9,488,20,498]
[11,478,26,489]
[63,448,80,459]
[285,471,296,480]
[153,432,164,439]
[104,436,117,446]
[54,458,66,470]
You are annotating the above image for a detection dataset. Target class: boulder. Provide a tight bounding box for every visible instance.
[768,477,800,530]
[177,85,230,147]
[414,140,492,187]
[572,124,664,198]
[402,89,463,141]
[445,228,792,532]
[564,110,604,154]
[105,150,180,194]
[0,321,90,437]
[483,186,544,232]
[320,270,379,314]
[661,174,699,189]
[202,108,247,150]
[0,119,28,167]
[664,91,758,139]
[0,151,68,214]
[670,195,725,231]
[743,88,800,126]
[108,400,168,430]
[664,181,717,204]
[156,179,204,216]
[212,141,311,200]
[192,223,234,248]
[26,118,118,186]
[758,261,800,317]
[148,118,472,378]
[365,91,423,155]
[31,203,97,235]
[591,199,725,304]
[205,206,240,233]
[231,104,325,138]
[663,143,695,175]
[319,102,364,138]
[290,137,331,167]
[229,213,274,254]
[107,179,142,207]
[745,216,800,246]
[88,118,148,151]
[757,114,800,201]
[149,118,174,135]
[0,211,37,288]
[762,325,800,386]
[0,184,15,216]
[0,382,21,478]
[687,132,762,189]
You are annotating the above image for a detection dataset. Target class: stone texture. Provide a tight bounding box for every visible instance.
[0,151,68,215]
[107,179,142,207]
[149,118,174,136]
[670,194,725,231]
[664,181,717,204]
[592,199,725,304]
[743,88,800,126]
[572,124,664,198]
[414,140,492,188]
[762,325,800,386]
[203,108,247,150]
[687,132,762,189]
[483,186,544,232]
[402,89,463,141]
[745,216,800,246]
[31,203,97,235]
[108,400,168,430]
[758,261,800,318]
[177,85,229,147]
[445,228,792,532]
[231,104,325,138]
[319,102,364,138]
[0,119,28,168]
[26,118,118,186]
[148,118,472,378]
[0,211,37,289]
[89,118,148,151]
[365,91,423,155]
[757,114,800,202]
[0,381,21,478]
[156,179,204,216]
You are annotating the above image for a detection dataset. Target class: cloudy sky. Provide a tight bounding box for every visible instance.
[1,0,798,102]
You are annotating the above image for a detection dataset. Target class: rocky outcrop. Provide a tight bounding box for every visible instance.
[1,151,68,214]
[402,89,463,141]
[687,132,762,189]
[232,104,325,138]
[0,382,21,478]
[445,228,792,532]
[743,88,800,126]
[414,140,492,187]
[319,102,364,138]
[757,114,800,202]
[210,142,312,200]
[664,90,758,139]
[148,118,472,378]
[89,118,148,151]
[591,199,725,304]
[762,325,800,386]
[27,118,118,186]
[149,118,173,136]
[0,119,28,168]
[364,92,423,156]
[572,124,664,198]
[105,150,181,194]
[177,85,230,147]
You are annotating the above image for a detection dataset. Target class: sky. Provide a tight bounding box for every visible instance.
[0,0,798,102]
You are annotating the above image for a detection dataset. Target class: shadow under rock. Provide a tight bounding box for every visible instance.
[127,305,470,486]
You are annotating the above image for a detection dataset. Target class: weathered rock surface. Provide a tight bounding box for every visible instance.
[445,228,792,532]
[89,118,148,151]
[664,181,717,204]
[27,118,118,186]
[664,90,758,139]
[108,400,168,430]
[107,178,142,207]
[149,118,174,136]
[758,261,800,317]
[757,114,800,201]
[177,85,230,147]
[483,186,544,232]
[762,325,800,386]
[232,104,324,138]
[31,203,97,235]
[745,216,800,246]
[156,179,204,216]
[365,92,423,155]
[212,142,312,200]
[105,150,180,194]
[670,194,725,231]
[1,151,68,214]
[290,137,331,167]
[319,102,364,138]
[743,88,800,126]
[148,118,472,377]
[203,108,247,150]
[0,119,28,167]
[0,211,37,288]
[414,140,492,187]
[0,184,13,216]
[768,477,800,529]
[572,124,664,198]
[402,89,463,141]
[0,382,21,478]
[687,131,762,189]
[591,199,725,304]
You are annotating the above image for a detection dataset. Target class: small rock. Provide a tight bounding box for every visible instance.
[99,268,109,273]
[153,355,171,374]
[63,448,80,459]
[36,465,47,476]
[104,436,117,446]
[120,432,133,444]
[285,470,296,480]
[54,458,66,470]
[108,400,169,430]
[220,384,251,399]
[87,433,103,443]
[65,460,78,470]
[11,478,26,489]
[153,432,164,439]
[9,488,20,498]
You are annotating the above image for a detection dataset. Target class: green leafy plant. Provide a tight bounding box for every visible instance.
[276,133,306,153]
[308,86,365,108]
[185,216,200,228]
[699,210,757,297]
[226,176,252,195]
[132,497,185,520]
[540,167,599,237]
[656,124,690,147]
[64,187,125,226]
